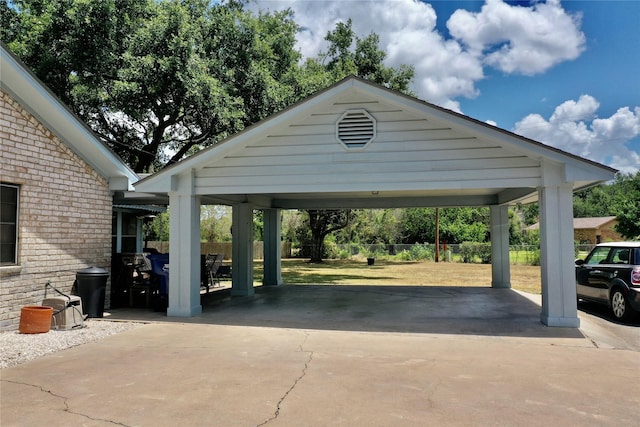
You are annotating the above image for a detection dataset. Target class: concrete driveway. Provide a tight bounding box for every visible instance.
[2,285,639,426]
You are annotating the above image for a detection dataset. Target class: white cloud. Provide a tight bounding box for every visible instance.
[252,0,584,109]
[251,0,483,110]
[514,97,640,173]
[447,0,585,75]
[251,1,638,172]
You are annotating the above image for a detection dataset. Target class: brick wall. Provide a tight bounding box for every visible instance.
[0,90,113,331]
[574,229,596,244]
[599,223,622,243]
[574,222,621,244]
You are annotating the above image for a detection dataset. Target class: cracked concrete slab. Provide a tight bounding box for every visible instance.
[2,286,639,426]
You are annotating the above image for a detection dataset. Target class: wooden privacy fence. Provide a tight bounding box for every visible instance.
[145,241,293,260]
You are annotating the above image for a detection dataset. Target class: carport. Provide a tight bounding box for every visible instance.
[133,76,616,327]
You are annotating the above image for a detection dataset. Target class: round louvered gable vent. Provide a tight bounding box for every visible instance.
[336,109,376,149]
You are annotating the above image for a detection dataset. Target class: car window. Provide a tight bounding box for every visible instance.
[610,248,630,264]
[584,246,611,265]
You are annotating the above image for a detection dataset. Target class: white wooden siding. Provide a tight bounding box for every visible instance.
[193,93,542,196]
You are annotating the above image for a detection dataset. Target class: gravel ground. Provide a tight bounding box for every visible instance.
[0,320,144,369]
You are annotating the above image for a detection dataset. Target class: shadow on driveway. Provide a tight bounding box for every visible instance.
[107,284,584,339]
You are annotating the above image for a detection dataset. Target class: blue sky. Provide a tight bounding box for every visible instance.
[252,0,640,173]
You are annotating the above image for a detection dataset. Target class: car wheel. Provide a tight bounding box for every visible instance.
[610,289,631,321]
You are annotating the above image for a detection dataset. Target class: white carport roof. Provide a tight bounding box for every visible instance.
[135,76,615,208]
[0,43,138,191]
[135,76,618,328]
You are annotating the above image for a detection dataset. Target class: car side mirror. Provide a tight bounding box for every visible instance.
[575,259,585,266]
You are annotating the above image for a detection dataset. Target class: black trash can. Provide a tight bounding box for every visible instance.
[75,267,109,318]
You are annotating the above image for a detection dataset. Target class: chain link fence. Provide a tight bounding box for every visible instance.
[295,243,597,265]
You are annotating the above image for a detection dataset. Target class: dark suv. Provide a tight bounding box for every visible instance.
[575,242,640,321]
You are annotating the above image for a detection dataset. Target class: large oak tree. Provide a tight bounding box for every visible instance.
[2,1,414,261]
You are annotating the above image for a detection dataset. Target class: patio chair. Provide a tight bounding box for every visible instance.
[127,253,156,308]
[204,253,224,292]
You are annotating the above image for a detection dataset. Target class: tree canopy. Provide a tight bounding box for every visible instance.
[2,0,417,262]
[573,172,640,239]
[2,0,414,173]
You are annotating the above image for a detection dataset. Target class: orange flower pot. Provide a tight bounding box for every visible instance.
[19,306,53,334]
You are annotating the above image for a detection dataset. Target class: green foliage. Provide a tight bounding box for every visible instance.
[300,19,415,262]
[397,244,434,261]
[4,1,415,174]
[306,209,352,262]
[573,171,640,239]
[400,207,490,244]
[200,205,232,242]
[573,184,616,218]
[3,0,311,172]
[337,209,403,245]
[459,242,492,264]
[148,211,170,241]
[611,172,640,239]
[318,18,414,93]
[510,245,540,266]
[519,203,539,226]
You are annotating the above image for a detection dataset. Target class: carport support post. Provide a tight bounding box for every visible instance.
[167,172,202,317]
[231,202,255,296]
[490,205,511,288]
[263,208,282,286]
[538,177,579,327]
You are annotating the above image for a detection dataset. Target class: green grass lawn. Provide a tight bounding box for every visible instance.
[252,258,543,294]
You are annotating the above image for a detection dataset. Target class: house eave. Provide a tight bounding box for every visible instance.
[1,43,138,191]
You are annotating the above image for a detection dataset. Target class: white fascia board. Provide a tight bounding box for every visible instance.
[1,45,138,191]
[134,173,174,193]
[565,161,617,183]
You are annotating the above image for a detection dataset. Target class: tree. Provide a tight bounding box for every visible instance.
[400,207,490,245]
[572,172,640,239]
[318,19,414,93]
[4,2,416,259]
[341,209,403,245]
[201,206,232,242]
[611,172,640,239]
[299,19,415,261]
[3,0,307,172]
[573,185,615,218]
[307,210,352,262]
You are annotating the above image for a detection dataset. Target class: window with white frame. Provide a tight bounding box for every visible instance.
[1,183,19,265]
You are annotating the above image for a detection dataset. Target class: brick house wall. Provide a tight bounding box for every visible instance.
[0,90,113,331]
[574,221,621,244]
[598,223,621,243]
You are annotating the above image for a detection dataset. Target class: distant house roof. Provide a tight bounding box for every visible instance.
[0,42,138,191]
[573,216,617,229]
[528,216,617,230]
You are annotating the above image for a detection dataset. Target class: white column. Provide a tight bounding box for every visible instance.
[263,208,282,286]
[232,203,255,296]
[490,205,511,289]
[136,217,144,253]
[167,172,202,317]
[539,178,579,327]
[115,211,123,253]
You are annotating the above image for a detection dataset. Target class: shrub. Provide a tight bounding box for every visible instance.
[396,243,434,261]
[527,249,540,266]
[459,242,491,264]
